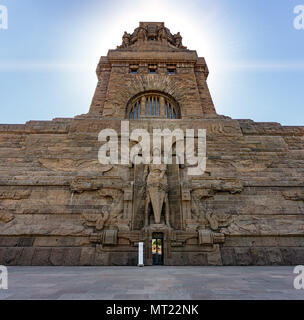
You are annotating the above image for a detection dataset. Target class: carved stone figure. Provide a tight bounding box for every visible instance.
[190,188,233,246]
[137,27,147,41]
[158,27,167,41]
[0,211,15,224]
[116,23,188,50]
[144,160,170,227]
[82,189,124,231]
[174,32,184,48]
[121,31,131,48]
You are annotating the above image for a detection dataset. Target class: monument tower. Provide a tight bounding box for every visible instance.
[0,22,303,266]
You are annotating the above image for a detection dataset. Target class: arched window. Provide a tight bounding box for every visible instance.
[128,93,180,119]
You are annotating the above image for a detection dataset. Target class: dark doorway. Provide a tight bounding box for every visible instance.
[152,233,164,265]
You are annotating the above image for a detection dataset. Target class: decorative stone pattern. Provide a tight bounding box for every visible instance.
[0,22,303,265]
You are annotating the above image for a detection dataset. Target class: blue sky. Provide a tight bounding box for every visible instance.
[0,0,304,125]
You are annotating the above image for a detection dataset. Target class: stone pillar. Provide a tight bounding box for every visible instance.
[138,64,148,74]
[123,187,133,220]
[181,189,191,229]
[160,96,166,118]
[140,96,146,118]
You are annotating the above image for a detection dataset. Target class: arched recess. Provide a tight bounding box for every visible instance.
[126,91,181,120]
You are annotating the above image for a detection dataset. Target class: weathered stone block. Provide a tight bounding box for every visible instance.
[63,248,81,266]
[234,248,253,266]
[18,237,35,247]
[31,248,51,266]
[221,248,236,266]
[266,248,283,265]
[3,247,23,266]
[79,247,95,266]
[50,248,66,266]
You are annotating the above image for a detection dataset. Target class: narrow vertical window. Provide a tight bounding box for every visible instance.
[138,102,141,118]
[150,97,153,116]
[153,97,156,116]
[134,103,137,119]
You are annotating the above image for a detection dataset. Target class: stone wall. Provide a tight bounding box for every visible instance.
[0,117,303,266]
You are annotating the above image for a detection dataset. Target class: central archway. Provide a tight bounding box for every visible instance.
[126,91,181,120]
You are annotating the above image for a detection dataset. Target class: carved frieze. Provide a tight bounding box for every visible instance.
[0,189,31,200]
[81,189,124,232]
[180,178,244,246]
[69,176,130,245]
[0,211,15,224]
[282,191,304,202]
[70,176,121,193]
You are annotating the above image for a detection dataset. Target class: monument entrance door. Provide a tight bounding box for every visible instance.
[152,233,164,265]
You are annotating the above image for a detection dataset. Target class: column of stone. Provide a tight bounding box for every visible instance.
[140,96,146,118]
[159,96,166,118]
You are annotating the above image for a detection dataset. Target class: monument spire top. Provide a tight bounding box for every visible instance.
[117,21,187,49]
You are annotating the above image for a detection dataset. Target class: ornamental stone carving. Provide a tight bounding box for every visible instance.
[118,22,187,49]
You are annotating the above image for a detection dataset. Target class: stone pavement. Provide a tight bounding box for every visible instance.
[0,266,303,300]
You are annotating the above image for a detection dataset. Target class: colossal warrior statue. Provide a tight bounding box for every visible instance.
[144,158,171,227]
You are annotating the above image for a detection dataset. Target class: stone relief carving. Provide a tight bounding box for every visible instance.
[69,177,128,245]
[191,190,233,230]
[0,210,15,224]
[231,159,273,173]
[39,158,113,173]
[198,229,225,246]
[144,162,171,227]
[81,189,124,231]
[118,22,187,49]
[191,178,244,195]
[121,31,131,48]
[0,189,31,200]
[158,27,167,41]
[173,32,185,48]
[137,27,147,41]
[70,175,119,193]
[282,191,304,202]
[187,178,243,245]
[224,214,304,236]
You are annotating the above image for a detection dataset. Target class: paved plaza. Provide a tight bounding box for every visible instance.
[0,266,303,300]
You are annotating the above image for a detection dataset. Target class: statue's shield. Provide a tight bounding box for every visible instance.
[149,187,165,224]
